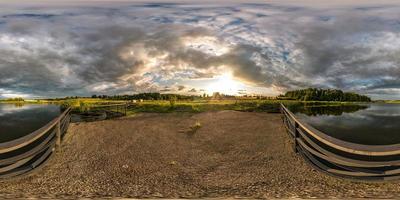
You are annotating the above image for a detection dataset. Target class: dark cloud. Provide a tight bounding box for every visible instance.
[0,2,400,99]
[290,12,400,94]
[178,85,185,91]
[3,13,58,19]
[160,87,171,92]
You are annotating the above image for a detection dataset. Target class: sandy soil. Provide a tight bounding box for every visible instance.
[0,111,399,199]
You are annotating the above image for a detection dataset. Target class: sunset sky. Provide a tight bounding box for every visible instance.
[0,1,400,99]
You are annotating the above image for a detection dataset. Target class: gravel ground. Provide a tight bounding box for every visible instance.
[0,111,399,199]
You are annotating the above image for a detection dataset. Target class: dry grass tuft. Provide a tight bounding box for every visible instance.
[186,121,201,136]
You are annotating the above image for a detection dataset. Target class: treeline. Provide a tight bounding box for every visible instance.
[91,92,275,101]
[92,93,200,101]
[280,88,371,102]
[0,97,25,102]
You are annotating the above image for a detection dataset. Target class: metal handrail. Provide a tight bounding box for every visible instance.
[281,103,400,181]
[281,104,400,156]
[0,107,71,154]
[0,107,71,179]
[89,103,128,116]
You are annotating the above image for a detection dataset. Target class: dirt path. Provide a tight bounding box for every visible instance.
[0,111,399,198]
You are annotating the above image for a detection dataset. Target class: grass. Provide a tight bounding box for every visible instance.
[126,99,285,114]
[33,98,289,114]
[103,99,379,115]
[384,100,400,104]
[1,98,380,115]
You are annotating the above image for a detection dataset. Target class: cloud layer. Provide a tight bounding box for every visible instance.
[0,1,400,99]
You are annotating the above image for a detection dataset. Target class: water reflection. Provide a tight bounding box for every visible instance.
[288,103,368,116]
[0,104,61,143]
[290,103,400,145]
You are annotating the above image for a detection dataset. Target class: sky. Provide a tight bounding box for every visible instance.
[0,1,400,100]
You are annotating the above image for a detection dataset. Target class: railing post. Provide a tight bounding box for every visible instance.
[125,103,127,116]
[56,119,61,150]
[293,121,299,153]
[282,104,299,153]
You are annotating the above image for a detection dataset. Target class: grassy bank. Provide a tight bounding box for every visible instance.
[1,98,373,115]
[54,99,368,115]
[126,100,284,114]
[384,100,400,104]
[54,99,286,114]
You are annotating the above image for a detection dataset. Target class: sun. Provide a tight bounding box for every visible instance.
[206,73,242,95]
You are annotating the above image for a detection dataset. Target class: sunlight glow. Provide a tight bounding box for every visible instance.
[205,73,243,95]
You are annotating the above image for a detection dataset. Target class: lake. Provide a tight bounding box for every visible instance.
[0,104,61,143]
[290,103,400,145]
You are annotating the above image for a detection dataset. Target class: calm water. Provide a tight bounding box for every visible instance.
[0,104,61,143]
[290,103,400,145]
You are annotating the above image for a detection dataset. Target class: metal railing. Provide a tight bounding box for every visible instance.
[89,103,128,116]
[0,107,72,179]
[281,103,400,181]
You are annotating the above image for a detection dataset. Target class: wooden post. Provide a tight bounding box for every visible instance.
[56,119,61,150]
[125,103,127,116]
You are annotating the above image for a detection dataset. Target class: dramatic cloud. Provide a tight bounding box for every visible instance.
[0,1,400,99]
